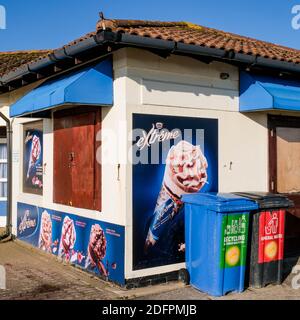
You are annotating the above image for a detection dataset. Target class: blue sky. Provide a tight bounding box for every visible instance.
[0,0,300,51]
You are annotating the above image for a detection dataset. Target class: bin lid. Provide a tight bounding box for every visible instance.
[233,192,294,209]
[182,193,258,213]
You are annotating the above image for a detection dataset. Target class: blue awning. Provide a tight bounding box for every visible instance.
[240,71,300,112]
[10,58,113,118]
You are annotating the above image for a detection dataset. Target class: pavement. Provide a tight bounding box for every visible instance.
[0,239,183,300]
[139,257,300,300]
[0,238,299,300]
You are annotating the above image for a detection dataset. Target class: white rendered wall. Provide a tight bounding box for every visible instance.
[3,55,130,237]
[1,48,289,281]
[121,48,270,280]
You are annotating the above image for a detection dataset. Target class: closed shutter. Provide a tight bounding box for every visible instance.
[53,115,73,206]
[53,108,101,211]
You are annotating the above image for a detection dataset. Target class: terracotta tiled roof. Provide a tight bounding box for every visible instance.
[0,50,52,76]
[96,19,300,64]
[2,18,300,88]
[65,31,96,47]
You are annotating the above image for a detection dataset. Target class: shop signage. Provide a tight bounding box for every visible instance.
[18,209,37,236]
[136,123,181,150]
[132,113,218,270]
[16,202,125,285]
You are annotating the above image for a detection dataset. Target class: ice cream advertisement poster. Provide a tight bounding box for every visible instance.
[132,114,218,270]
[24,129,43,192]
[16,202,125,285]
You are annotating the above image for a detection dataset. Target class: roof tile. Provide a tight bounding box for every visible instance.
[0,50,52,77]
[2,18,300,82]
[96,19,300,64]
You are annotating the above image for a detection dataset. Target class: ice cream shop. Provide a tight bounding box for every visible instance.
[0,17,300,287]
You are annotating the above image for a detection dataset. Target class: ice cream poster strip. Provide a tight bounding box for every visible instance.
[16,202,125,284]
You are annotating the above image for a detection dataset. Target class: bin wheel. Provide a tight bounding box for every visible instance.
[178,268,190,285]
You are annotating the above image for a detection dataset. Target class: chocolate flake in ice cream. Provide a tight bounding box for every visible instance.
[58,216,76,260]
[86,224,108,276]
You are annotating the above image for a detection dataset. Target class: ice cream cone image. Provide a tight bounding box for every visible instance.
[38,210,52,253]
[58,216,76,260]
[164,140,208,194]
[265,241,278,260]
[225,246,240,267]
[145,140,208,250]
[26,134,41,179]
[86,224,108,276]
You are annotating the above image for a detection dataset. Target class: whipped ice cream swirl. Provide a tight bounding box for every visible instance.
[39,210,52,252]
[165,140,208,195]
[59,216,76,257]
[88,224,107,262]
[87,224,108,276]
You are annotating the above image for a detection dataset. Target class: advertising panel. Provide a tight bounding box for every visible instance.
[17,202,125,285]
[132,114,218,270]
[23,128,43,193]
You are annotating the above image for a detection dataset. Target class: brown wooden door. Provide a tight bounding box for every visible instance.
[269,115,300,257]
[53,115,73,206]
[71,112,95,209]
[54,108,101,211]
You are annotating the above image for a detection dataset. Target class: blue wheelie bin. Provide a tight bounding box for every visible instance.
[182,193,258,297]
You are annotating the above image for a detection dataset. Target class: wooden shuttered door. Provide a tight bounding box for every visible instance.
[54,108,101,211]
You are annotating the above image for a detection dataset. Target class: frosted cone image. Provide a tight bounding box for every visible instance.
[145,141,208,250]
[26,134,41,179]
[38,210,52,253]
[86,224,108,276]
[58,216,76,260]
[164,140,208,195]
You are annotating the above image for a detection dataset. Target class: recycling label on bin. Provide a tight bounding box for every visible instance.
[258,210,285,264]
[220,214,249,268]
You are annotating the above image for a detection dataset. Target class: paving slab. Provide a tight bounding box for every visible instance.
[0,240,183,300]
[139,258,300,300]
